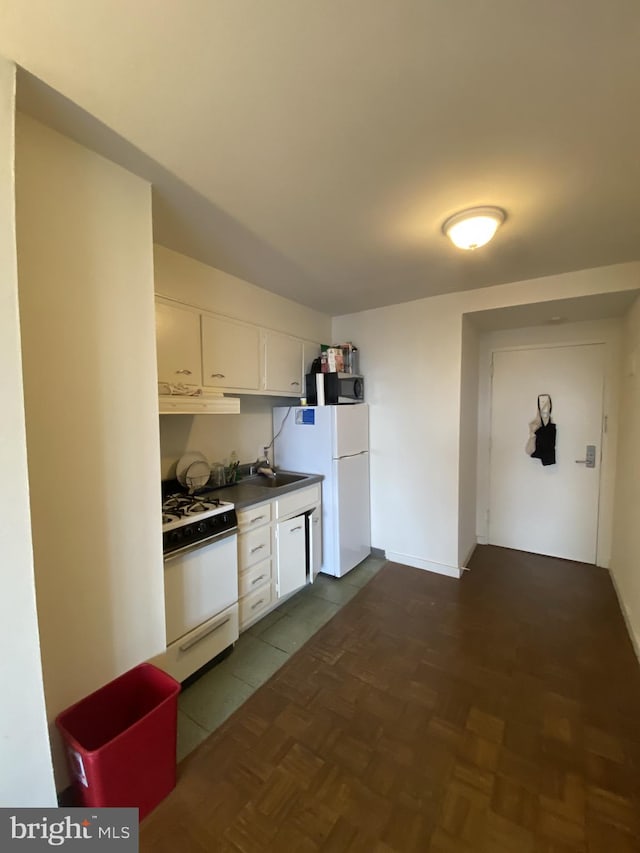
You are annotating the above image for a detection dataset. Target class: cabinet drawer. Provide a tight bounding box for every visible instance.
[237,502,272,531]
[276,484,321,519]
[238,524,272,569]
[239,584,274,629]
[239,557,272,598]
[150,603,239,684]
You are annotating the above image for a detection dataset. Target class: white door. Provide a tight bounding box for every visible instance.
[488,344,604,563]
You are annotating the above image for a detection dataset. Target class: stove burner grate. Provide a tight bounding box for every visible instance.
[162,493,222,511]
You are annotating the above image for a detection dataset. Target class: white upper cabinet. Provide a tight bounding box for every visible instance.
[202,314,261,391]
[155,301,201,385]
[155,297,322,399]
[263,331,304,396]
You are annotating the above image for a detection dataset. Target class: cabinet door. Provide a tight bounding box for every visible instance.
[202,314,261,390]
[155,301,201,384]
[276,515,307,598]
[264,331,303,395]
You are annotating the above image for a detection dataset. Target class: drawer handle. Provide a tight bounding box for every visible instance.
[251,598,265,611]
[290,525,303,532]
[250,544,265,554]
[250,514,266,523]
[178,616,230,652]
[251,574,266,585]
[290,381,300,386]
[175,369,192,375]
[210,373,225,378]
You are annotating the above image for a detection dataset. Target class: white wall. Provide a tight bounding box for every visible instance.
[333,262,640,575]
[611,295,640,656]
[15,113,166,789]
[154,245,331,342]
[0,58,56,808]
[458,316,480,568]
[475,319,622,567]
[335,296,463,574]
[154,245,332,474]
[159,395,292,479]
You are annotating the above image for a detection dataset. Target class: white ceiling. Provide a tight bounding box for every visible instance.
[3,0,640,315]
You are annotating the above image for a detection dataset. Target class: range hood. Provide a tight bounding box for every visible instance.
[158,384,240,415]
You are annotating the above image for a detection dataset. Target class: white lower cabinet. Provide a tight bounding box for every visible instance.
[276,515,307,599]
[237,502,273,631]
[236,483,321,631]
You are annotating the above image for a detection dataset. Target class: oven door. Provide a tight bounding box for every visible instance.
[163,531,238,645]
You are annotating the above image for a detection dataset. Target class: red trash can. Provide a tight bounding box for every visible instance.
[56,663,181,820]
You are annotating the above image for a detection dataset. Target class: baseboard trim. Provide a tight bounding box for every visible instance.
[385,551,462,579]
[476,535,488,545]
[609,568,640,665]
[370,547,385,559]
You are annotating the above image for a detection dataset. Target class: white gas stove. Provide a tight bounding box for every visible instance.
[162,492,237,556]
[158,489,239,683]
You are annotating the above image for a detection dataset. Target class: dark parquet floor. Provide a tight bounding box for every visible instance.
[140,546,640,852]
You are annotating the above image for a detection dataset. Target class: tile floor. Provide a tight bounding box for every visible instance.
[176,555,387,761]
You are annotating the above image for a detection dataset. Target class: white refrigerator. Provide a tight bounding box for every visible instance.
[273,404,371,578]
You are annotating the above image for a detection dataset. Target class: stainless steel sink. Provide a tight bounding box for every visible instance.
[251,472,308,488]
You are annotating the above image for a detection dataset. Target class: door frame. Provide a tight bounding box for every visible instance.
[476,325,622,568]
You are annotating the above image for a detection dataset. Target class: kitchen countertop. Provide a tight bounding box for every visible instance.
[201,471,323,511]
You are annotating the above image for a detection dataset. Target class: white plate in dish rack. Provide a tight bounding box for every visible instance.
[185,460,211,493]
[176,452,210,490]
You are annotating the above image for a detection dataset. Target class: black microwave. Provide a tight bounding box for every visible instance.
[305,373,364,404]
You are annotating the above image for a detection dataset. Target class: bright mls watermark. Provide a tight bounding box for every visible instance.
[0,809,138,851]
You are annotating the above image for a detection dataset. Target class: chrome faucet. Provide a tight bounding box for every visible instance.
[257,445,276,478]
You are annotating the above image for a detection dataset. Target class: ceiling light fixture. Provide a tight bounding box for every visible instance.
[442,206,506,250]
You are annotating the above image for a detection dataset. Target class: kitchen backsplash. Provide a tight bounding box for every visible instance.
[159,396,292,479]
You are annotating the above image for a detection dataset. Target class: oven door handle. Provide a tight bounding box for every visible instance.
[164,527,238,561]
[178,615,231,652]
